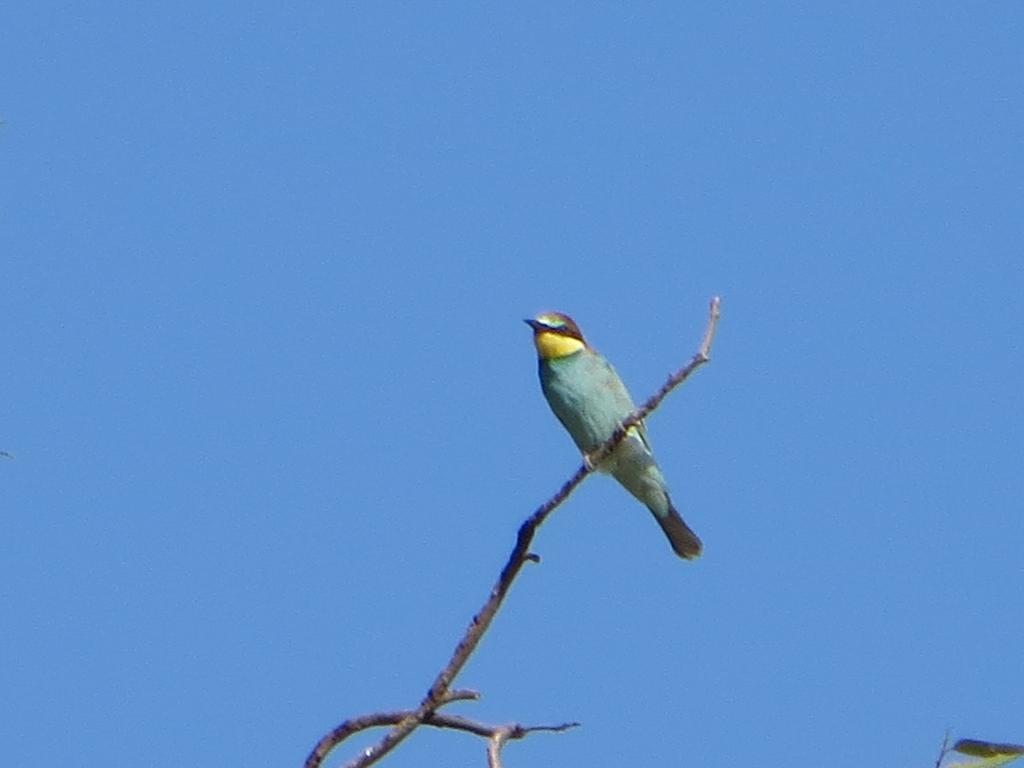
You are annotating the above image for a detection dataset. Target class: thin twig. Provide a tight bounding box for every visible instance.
[487,722,580,768]
[306,297,722,768]
[935,731,951,768]
[586,295,721,471]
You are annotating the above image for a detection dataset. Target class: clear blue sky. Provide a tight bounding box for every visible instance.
[3,4,1022,766]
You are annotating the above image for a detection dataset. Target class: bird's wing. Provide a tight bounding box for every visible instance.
[595,355,653,452]
[633,419,653,452]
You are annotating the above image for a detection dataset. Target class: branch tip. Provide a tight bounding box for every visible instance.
[698,296,722,360]
[443,689,480,704]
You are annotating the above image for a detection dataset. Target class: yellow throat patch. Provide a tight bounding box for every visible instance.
[534,331,585,359]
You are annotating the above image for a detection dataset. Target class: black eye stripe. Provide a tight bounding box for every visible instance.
[529,313,586,343]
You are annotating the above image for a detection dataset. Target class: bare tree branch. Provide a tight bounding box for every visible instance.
[305,297,722,768]
[486,728,512,768]
[305,690,478,767]
[306,695,576,768]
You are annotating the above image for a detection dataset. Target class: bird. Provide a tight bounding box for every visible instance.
[524,311,702,559]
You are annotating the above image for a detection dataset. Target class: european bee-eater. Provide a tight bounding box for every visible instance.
[525,312,702,560]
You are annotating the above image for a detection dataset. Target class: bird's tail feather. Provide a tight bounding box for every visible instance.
[656,503,703,560]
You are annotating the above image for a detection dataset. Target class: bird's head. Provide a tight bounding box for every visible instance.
[524,312,588,359]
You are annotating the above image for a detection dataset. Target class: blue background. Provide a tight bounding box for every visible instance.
[3,4,1022,766]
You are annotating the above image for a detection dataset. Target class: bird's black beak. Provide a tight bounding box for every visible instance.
[524,318,545,331]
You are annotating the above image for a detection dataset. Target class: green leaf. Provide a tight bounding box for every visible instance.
[955,741,1024,758]
[947,739,1024,768]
